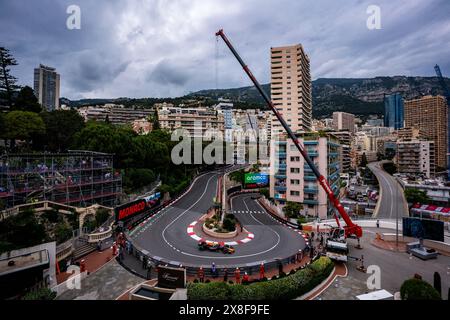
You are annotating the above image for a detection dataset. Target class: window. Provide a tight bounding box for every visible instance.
[290,168,300,173]
[290,179,300,185]
[290,191,300,196]
[290,156,300,162]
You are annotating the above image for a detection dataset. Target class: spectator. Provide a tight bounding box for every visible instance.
[242,272,249,284]
[223,268,228,282]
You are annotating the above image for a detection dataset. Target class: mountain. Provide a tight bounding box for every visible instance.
[190,76,450,119]
[61,76,450,120]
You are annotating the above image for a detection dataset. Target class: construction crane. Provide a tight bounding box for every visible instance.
[434,64,450,181]
[215,29,362,242]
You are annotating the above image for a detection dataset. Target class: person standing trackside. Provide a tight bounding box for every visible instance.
[376,219,380,228]
[223,268,228,282]
[198,267,205,283]
[235,268,241,284]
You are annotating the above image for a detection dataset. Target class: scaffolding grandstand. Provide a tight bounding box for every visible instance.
[0,151,122,209]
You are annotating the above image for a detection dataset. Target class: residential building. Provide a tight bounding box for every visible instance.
[77,104,154,125]
[270,44,312,136]
[158,105,224,138]
[397,139,435,178]
[384,93,404,129]
[333,112,355,133]
[270,132,340,219]
[404,95,448,169]
[33,64,60,111]
[330,131,352,173]
[397,126,428,140]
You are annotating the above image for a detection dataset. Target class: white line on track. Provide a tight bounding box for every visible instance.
[161,174,217,250]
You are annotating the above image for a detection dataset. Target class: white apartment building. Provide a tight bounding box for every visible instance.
[397,139,435,178]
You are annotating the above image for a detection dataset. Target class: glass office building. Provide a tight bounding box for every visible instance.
[384,93,404,129]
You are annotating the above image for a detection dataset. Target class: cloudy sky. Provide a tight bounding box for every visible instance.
[1,0,449,99]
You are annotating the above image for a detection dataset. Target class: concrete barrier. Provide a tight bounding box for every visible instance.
[202,223,238,239]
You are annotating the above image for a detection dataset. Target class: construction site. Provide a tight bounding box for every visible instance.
[0,151,122,209]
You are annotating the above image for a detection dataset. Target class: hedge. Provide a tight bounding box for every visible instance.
[187,256,334,300]
[400,278,441,300]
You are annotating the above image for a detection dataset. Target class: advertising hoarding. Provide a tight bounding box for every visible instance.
[244,173,269,189]
[402,217,444,242]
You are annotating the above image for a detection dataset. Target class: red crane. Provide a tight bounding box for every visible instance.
[216,29,362,239]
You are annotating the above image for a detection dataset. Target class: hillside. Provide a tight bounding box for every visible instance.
[191,76,450,119]
[61,76,450,120]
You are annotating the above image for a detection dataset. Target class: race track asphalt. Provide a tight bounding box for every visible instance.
[130,172,306,268]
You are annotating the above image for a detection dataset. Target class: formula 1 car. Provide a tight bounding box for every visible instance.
[198,241,235,254]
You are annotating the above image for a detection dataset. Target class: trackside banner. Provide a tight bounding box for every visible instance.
[115,192,161,222]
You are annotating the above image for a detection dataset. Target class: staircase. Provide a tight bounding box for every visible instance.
[72,237,97,261]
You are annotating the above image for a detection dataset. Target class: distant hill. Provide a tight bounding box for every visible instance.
[190,76,450,119]
[61,76,450,120]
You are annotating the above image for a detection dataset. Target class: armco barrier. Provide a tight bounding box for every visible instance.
[119,236,308,279]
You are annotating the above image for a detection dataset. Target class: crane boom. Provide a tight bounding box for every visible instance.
[216,29,362,238]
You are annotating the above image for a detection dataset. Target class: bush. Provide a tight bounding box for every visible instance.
[22,288,56,300]
[222,218,236,232]
[400,278,441,300]
[54,223,73,244]
[187,281,230,300]
[187,257,334,300]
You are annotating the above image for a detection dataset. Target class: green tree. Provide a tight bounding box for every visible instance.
[0,47,19,107]
[229,170,245,184]
[259,188,270,199]
[36,110,85,151]
[54,223,73,244]
[152,108,160,130]
[1,111,45,148]
[404,188,431,204]
[283,201,303,219]
[13,86,42,113]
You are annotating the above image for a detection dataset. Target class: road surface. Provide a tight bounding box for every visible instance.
[129,171,305,268]
[368,162,409,219]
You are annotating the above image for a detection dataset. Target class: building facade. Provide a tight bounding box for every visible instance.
[33,64,60,111]
[270,44,312,135]
[270,133,340,219]
[397,140,435,178]
[404,95,448,169]
[330,131,352,173]
[333,112,355,133]
[384,93,404,130]
[77,104,154,125]
[158,105,224,138]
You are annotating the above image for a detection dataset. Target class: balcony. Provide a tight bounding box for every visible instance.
[304,141,318,145]
[307,151,318,157]
[274,184,287,191]
[275,173,287,179]
[303,199,318,205]
[304,175,316,181]
[303,187,318,194]
[276,152,287,158]
[328,152,339,157]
